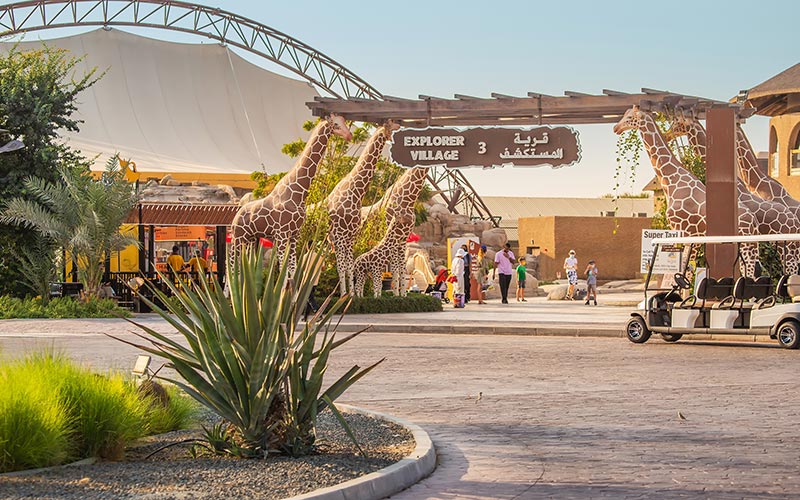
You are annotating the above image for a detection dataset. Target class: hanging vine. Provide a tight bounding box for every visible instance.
[612,128,643,233]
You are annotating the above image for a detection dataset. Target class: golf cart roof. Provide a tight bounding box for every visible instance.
[651,233,800,245]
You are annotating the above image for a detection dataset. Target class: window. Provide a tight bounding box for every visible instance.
[791,124,800,175]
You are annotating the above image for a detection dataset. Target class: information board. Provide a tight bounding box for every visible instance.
[640,229,684,273]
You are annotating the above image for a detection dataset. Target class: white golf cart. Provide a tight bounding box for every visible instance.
[626,234,800,349]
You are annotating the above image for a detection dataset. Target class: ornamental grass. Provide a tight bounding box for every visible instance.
[0,351,195,473]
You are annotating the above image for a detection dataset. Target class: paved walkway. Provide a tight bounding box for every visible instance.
[3,296,799,499]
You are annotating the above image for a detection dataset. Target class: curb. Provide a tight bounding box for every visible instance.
[335,322,625,337]
[286,405,436,500]
[0,457,96,478]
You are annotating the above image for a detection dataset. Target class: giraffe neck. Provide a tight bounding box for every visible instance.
[342,126,388,199]
[686,120,707,162]
[638,113,699,200]
[271,120,333,199]
[735,124,773,194]
[390,167,428,209]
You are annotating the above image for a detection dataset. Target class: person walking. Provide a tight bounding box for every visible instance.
[167,245,184,282]
[461,244,472,303]
[451,248,466,307]
[584,260,598,306]
[563,249,578,300]
[493,242,516,304]
[473,245,489,304]
[516,258,527,302]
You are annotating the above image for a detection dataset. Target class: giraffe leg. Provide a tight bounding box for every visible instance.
[370,262,382,298]
[287,241,298,278]
[353,258,365,298]
[345,251,355,297]
[393,252,406,297]
[333,240,349,296]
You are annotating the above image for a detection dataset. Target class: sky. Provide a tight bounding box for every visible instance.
[16,0,799,198]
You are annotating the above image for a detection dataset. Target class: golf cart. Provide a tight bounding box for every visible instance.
[626,234,800,349]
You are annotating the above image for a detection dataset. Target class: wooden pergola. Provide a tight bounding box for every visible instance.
[308,88,752,127]
[308,88,751,272]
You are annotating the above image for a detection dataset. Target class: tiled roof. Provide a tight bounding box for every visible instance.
[126,203,240,226]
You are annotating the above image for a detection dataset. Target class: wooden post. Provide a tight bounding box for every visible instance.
[215,225,227,285]
[705,107,738,276]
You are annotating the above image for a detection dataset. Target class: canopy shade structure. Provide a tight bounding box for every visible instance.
[742,63,800,117]
[0,28,319,174]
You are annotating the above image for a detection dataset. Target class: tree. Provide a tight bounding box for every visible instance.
[1,155,139,298]
[0,43,100,296]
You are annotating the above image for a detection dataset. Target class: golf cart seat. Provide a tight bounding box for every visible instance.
[786,274,800,302]
[672,277,711,328]
[774,274,791,303]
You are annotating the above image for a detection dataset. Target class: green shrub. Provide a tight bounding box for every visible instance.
[0,351,195,472]
[346,293,443,314]
[120,244,382,457]
[144,385,197,435]
[0,296,129,319]
[0,363,71,472]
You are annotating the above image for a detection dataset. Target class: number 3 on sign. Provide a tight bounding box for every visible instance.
[477,142,486,154]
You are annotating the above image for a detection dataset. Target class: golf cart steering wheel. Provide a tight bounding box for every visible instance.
[673,273,691,290]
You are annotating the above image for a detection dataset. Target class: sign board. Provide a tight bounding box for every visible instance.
[640,229,684,273]
[389,126,581,169]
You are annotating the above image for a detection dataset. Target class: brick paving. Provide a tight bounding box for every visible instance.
[2,304,800,498]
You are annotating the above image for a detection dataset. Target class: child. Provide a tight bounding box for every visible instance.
[516,258,527,302]
[585,260,598,305]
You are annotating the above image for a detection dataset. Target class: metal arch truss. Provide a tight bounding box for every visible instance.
[426,168,500,228]
[0,0,382,99]
[0,0,497,226]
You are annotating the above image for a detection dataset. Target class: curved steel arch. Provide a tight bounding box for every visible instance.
[0,0,383,100]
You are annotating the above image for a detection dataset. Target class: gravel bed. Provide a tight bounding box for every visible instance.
[0,410,415,500]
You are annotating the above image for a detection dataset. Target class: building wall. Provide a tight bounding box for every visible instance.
[769,113,800,196]
[518,216,652,281]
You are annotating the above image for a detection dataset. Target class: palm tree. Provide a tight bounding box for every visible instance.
[0,155,139,298]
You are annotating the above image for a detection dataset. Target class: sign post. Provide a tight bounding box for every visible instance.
[390,126,580,169]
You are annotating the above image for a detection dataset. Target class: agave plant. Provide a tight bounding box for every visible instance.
[111,243,382,457]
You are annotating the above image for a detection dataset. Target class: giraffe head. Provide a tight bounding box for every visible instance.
[663,112,693,142]
[383,119,401,134]
[612,105,646,135]
[328,113,353,141]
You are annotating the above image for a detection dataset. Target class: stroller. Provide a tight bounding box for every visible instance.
[426,268,451,303]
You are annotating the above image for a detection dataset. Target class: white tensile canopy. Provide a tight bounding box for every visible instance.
[0,28,319,175]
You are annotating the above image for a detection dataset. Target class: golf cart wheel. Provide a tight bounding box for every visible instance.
[776,320,800,349]
[661,333,683,343]
[626,316,651,344]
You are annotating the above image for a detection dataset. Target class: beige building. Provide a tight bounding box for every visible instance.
[744,63,800,198]
[518,216,653,281]
[481,196,654,244]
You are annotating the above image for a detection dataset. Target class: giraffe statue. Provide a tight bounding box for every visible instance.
[353,210,415,298]
[230,114,352,274]
[353,166,430,297]
[327,121,400,295]
[670,113,800,234]
[385,166,430,296]
[669,113,800,272]
[613,106,759,275]
[736,123,800,218]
